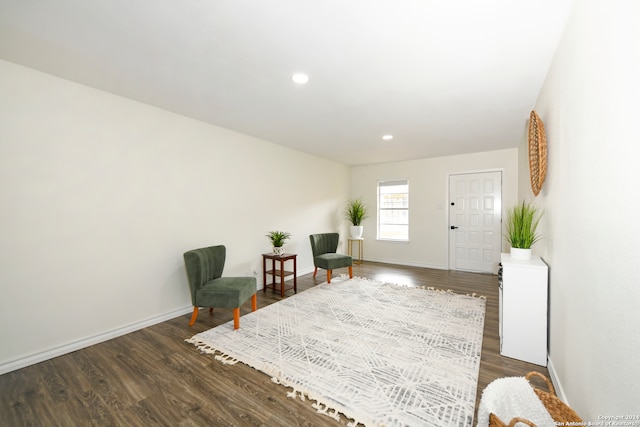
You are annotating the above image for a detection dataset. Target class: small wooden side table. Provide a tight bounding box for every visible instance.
[347,238,364,265]
[262,253,297,297]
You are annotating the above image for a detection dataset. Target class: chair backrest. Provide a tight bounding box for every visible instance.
[309,233,339,257]
[183,245,226,303]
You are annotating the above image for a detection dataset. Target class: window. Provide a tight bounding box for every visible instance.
[377,179,409,241]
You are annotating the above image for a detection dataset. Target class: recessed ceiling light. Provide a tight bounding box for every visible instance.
[382,134,394,141]
[291,73,309,84]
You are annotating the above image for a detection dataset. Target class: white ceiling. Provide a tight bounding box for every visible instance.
[0,0,572,166]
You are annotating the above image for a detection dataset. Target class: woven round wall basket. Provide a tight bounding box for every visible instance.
[528,110,547,196]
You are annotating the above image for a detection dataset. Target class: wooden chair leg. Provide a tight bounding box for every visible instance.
[233,307,240,329]
[189,306,199,326]
[327,269,332,283]
[349,266,353,278]
[313,266,318,277]
[251,293,257,311]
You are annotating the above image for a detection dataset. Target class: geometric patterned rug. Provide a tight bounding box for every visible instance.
[187,276,486,427]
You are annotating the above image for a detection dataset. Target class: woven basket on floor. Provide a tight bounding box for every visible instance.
[489,372,582,427]
[489,414,536,427]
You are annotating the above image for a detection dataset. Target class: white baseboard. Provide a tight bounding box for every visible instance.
[0,305,193,376]
[547,354,569,406]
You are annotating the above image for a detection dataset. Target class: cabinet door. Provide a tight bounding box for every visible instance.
[500,260,548,366]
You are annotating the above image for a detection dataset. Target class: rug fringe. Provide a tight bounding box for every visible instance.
[342,275,487,300]
[286,388,306,401]
[214,354,239,365]
[276,380,350,424]
[409,284,488,300]
[312,402,342,422]
[184,337,239,365]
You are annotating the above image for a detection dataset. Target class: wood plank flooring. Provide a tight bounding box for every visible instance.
[0,262,550,426]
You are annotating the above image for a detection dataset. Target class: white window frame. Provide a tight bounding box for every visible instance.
[377,179,409,241]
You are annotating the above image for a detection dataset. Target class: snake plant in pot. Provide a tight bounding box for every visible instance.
[345,198,368,239]
[505,201,543,260]
[266,230,291,256]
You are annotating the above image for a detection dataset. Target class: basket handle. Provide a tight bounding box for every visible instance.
[507,417,537,427]
[526,371,556,396]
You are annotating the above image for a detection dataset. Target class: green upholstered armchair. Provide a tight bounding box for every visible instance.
[309,233,353,283]
[183,245,257,329]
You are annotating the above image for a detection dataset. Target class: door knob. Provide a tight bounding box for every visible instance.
[450,225,459,230]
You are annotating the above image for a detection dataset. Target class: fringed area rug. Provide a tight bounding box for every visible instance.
[187,276,486,427]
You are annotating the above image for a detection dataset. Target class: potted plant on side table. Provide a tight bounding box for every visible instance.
[505,201,543,260]
[345,198,368,239]
[266,230,291,256]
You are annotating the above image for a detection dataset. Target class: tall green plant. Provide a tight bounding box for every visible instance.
[266,231,291,247]
[345,198,368,226]
[505,201,543,249]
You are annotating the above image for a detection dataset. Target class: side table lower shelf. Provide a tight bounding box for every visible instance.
[262,253,297,297]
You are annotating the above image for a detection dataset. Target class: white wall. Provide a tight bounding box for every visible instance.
[0,60,350,373]
[521,0,640,417]
[350,149,518,269]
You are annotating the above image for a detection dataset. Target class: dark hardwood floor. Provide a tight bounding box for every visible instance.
[0,262,549,426]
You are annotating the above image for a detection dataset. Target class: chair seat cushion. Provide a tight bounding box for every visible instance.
[195,277,256,308]
[314,253,352,270]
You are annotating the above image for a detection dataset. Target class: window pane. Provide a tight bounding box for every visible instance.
[379,209,408,225]
[378,180,409,240]
[379,184,408,194]
[380,194,408,208]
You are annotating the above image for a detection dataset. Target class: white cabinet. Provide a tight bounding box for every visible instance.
[499,253,549,366]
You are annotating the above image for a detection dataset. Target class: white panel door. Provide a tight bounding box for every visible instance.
[448,171,502,273]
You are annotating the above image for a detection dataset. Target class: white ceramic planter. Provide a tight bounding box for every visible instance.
[272,246,285,256]
[510,247,532,260]
[350,225,363,239]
